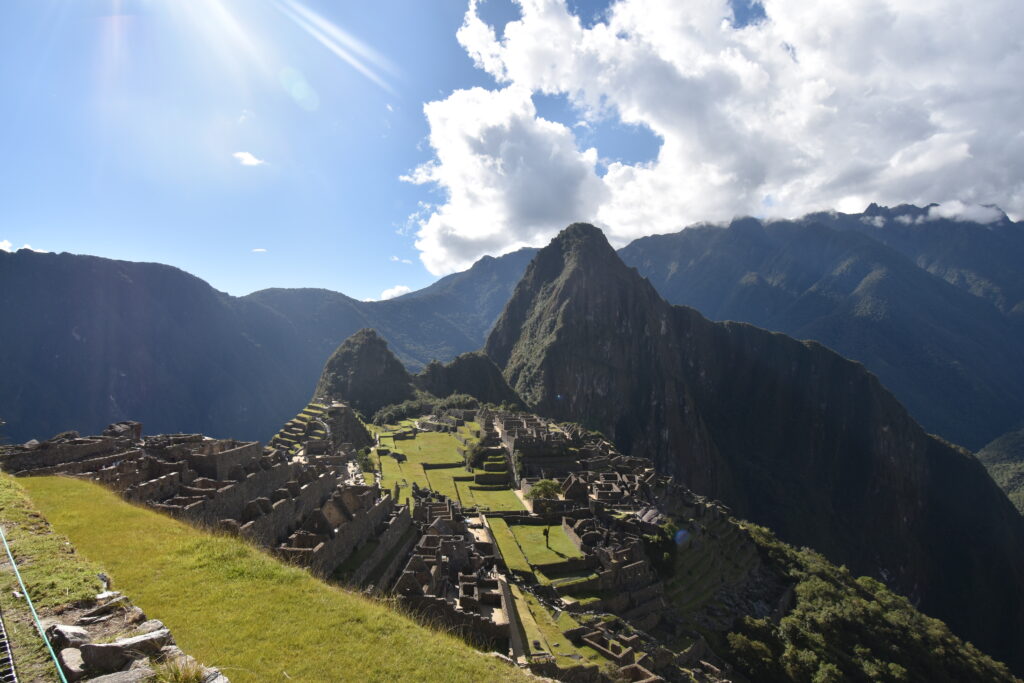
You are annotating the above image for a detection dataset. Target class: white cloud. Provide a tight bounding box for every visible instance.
[404,0,1024,273]
[252,247,268,253]
[238,109,254,123]
[927,200,1006,224]
[233,151,265,166]
[4,242,48,253]
[390,255,413,264]
[379,284,412,300]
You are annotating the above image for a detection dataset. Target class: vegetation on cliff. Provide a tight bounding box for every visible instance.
[313,328,416,416]
[727,524,1017,682]
[979,427,1024,514]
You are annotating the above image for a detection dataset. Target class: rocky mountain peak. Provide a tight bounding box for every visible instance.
[313,328,414,416]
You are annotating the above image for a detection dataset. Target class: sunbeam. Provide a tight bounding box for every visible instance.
[272,0,397,94]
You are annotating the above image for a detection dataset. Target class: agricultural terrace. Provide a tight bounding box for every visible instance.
[372,419,525,513]
[19,476,531,683]
[487,518,597,588]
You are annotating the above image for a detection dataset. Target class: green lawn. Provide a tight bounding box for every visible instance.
[376,425,525,513]
[20,476,531,683]
[457,483,525,512]
[0,474,104,680]
[516,589,605,666]
[510,524,584,565]
[486,518,532,577]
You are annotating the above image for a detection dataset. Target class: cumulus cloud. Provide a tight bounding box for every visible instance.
[252,248,268,253]
[379,284,412,300]
[390,255,413,264]
[2,241,48,253]
[404,0,1024,274]
[927,200,1006,224]
[233,151,266,166]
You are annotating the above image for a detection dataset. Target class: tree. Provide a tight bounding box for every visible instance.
[526,478,561,500]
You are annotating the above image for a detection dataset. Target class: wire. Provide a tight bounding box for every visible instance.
[0,525,68,683]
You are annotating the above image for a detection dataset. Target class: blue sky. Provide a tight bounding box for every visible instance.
[1,0,1019,300]
[0,0,508,299]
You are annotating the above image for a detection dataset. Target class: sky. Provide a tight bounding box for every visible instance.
[1,0,1021,301]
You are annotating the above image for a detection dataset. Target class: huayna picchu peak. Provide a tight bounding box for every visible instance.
[485,222,1024,673]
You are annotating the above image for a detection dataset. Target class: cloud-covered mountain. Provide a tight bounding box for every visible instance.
[618,204,1024,450]
[405,0,1024,273]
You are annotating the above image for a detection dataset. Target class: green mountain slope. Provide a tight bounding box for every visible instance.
[485,223,1024,673]
[979,427,1024,514]
[618,213,1024,450]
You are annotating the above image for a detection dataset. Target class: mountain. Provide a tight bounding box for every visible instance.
[312,328,415,415]
[0,250,308,443]
[618,210,1024,450]
[813,203,1024,318]
[0,248,531,443]
[485,223,1024,672]
[413,352,522,407]
[979,427,1024,514]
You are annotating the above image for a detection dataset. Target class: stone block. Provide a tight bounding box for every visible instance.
[57,647,86,682]
[46,623,91,649]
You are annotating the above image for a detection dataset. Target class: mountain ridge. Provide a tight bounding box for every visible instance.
[484,222,1024,672]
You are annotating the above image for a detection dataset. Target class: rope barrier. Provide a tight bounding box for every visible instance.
[0,525,68,683]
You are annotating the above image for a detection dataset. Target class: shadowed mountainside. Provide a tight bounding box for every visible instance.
[0,248,532,443]
[485,223,1024,672]
[618,209,1024,450]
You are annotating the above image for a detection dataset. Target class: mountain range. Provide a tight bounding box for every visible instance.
[481,222,1024,672]
[4,204,1021,457]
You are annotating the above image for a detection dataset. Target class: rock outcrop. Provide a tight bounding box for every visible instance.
[414,352,523,407]
[313,329,415,416]
[485,222,1024,672]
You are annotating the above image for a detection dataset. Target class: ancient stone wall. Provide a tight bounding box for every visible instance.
[238,470,341,546]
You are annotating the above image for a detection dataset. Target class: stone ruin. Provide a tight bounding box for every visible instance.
[0,421,408,586]
[393,489,517,649]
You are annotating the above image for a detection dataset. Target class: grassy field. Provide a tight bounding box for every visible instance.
[510,524,584,565]
[375,423,524,513]
[456,483,525,511]
[515,588,605,666]
[20,476,531,683]
[0,474,104,680]
[486,518,533,577]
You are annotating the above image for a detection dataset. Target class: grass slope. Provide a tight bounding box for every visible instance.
[20,476,529,683]
[0,473,104,680]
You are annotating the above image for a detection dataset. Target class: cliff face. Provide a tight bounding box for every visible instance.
[485,223,1024,672]
[619,214,1024,450]
[413,352,522,407]
[312,329,415,416]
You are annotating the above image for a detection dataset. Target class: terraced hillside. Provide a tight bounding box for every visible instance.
[18,476,531,683]
[270,401,329,456]
[372,421,525,513]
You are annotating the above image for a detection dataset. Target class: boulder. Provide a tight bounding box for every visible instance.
[133,620,165,636]
[46,623,91,649]
[124,606,147,624]
[88,665,156,682]
[81,629,173,673]
[57,647,86,682]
